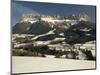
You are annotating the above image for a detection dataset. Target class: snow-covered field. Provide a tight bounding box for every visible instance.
[12,56,96,74]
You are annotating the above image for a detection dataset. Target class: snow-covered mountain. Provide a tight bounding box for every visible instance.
[12,13,95,45]
[13,18,78,34]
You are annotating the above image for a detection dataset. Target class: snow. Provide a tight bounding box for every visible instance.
[33,37,65,46]
[21,20,38,24]
[59,33,64,36]
[41,18,66,23]
[14,43,32,48]
[53,38,65,41]
[31,29,55,40]
[20,16,78,28]
[29,20,37,24]
[48,44,64,50]
[34,41,51,45]
[65,19,78,25]
[80,28,91,32]
[41,18,78,26]
[12,56,96,74]
[46,29,55,35]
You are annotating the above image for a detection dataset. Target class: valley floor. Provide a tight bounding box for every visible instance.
[12,56,96,74]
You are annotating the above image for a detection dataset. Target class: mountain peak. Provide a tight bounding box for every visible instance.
[21,13,40,23]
